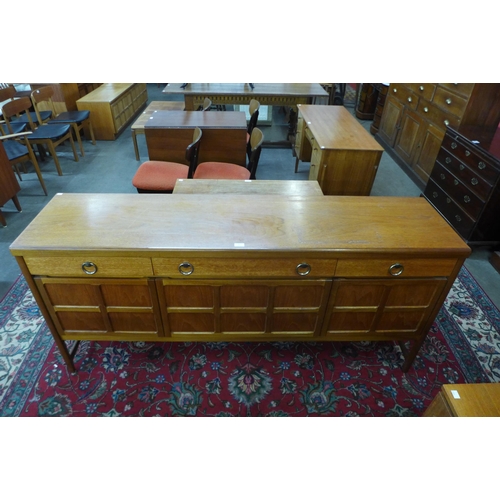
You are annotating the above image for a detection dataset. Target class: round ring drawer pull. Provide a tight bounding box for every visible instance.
[453,179,459,186]
[446,197,451,203]
[296,263,311,276]
[455,215,462,222]
[471,178,478,186]
[478,161,486,170]
[459,164,465,170]
[464,195,471,203]
[389,263,404,276]
[82,261,98,275]
[178,262,194,275]
[445,157,451,164]
[440,173,446,180]
[465,150,471,156]
[432,191,438,198]
[451,142,457,149]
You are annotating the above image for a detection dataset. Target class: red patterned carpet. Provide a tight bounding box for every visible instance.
[1,266,498,417]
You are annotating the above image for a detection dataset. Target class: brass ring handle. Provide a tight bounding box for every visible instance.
[178,262,194,275]
[296,263,311,276]
[389,263,404,276]
[82,261,98,275]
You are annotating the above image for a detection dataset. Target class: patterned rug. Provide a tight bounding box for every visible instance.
[1,266,498,417]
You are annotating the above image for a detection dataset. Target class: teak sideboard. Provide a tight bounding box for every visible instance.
[10,193,471,373]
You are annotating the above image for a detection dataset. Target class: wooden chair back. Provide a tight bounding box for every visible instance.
[200,97,212,111]
[247,127,264,179]
[248,99,260,132]
[186,127,203,178]
[1,97,37,133]
[0,85,16,103]
[30,86,57,124]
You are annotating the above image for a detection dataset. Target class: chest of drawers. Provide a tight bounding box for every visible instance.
[423,127,500,244]
[377,83,500,187]
[10,193,470,373]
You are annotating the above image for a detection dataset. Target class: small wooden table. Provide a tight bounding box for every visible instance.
[423,383,500,416]
[295,104,384,195]
[144,110,247,166]
[131,101,185,160]
[173,179,324,195]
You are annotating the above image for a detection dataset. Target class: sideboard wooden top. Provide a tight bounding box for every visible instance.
[76,83,136,103]
[10,193,471,256]
[298,104,384,151]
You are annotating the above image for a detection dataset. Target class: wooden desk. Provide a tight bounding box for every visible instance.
[11,194,470,373]
[145,110,247,166]
[131,101,185,160]
[76,83,148,140]
[423,383,500,416]
[162,83,329,111]
[173,179,324,195]
[295,104,385,195]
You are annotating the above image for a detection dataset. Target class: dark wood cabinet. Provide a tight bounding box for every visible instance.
[377,83,500,187]
[423,127,500,245]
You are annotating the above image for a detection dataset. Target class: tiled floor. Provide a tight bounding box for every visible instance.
[1,84,499,308]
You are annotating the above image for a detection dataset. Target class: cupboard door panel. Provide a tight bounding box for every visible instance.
[323,278,447,338]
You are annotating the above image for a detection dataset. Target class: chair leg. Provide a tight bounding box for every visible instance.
[45,141,63,176]
[12,163,23,181]
[27,145,48,195]
[11,194,22,212]
[72,123,85,157]
[68,134,79,162]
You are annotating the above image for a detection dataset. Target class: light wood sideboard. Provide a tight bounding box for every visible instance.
[10,194,470,373]
[76,83,148,140]
[423,383,500,416]
[294,104,384,195]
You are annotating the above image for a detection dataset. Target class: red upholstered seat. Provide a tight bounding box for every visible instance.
[131,127,202,193]
[193,161,251,180]
[132,161,190,191]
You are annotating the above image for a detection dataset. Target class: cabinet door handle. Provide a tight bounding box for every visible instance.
[82,261,98,275]
[389,263,404,276]
[296,263,311,276]
[178,262,194,275]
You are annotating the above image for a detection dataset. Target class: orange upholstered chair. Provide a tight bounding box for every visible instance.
[132,127,202,193]
[193,127,264,181]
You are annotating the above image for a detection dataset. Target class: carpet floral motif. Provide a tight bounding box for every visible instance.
[0,266,498,417]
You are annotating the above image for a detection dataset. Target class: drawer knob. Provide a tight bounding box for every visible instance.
[296,263,311,276]
[471,178,478,186]
[446,197,451,203]
[478,161,486,170]
[455,215,462,222]
[445,157,451,164]
[389,263,404,276]
[446,98,452,105]
[465,150,471,156]
[423,107,429,113]
[393,88,397,93]
[459,164,465,170]
[432,191,438,198]
[178,262,194,275]
[464,195,471,203]
[407,97,412,102]
[82,261,98,275]
[451,142,457,149]
[419,85,424,91]
[444,119,450,126]
[453,179,459,186]
[440,173,446,180]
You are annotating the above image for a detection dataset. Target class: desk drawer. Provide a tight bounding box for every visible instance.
[153,257,338,278]
[335,258,458,278]
[24,256,153,278]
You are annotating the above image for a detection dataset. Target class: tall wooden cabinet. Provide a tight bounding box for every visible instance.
[377,83,500,186]
[10,193,470,374]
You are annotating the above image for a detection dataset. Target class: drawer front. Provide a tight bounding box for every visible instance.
[433,86,468,117]
[406,83,436,102]
[153,257,338,278]
[417,99,460,129]
[424,180,475,238]
[430,162,484,219]
[441,134,500,184]
[334,258,458,278]
[389,84,418,109]
[435,150,493,201]
[439,83,474,98]
[24,256,153,278]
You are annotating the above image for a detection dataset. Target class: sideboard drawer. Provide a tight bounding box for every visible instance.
[24,256,153,278]
[406,83,436,102]
[335,258,458,278]
[417,99,460,130]
[438,83,474,98]
[433,87,468,117]
[153,257,338,278]
[389,85,418,109]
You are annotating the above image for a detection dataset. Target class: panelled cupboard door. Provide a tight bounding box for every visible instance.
[412,122,445,184]
[34,277,164,340]
[393,108,424,166]
[322,277,448,340]
[157,279,332,338]
[378,96,404,146]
